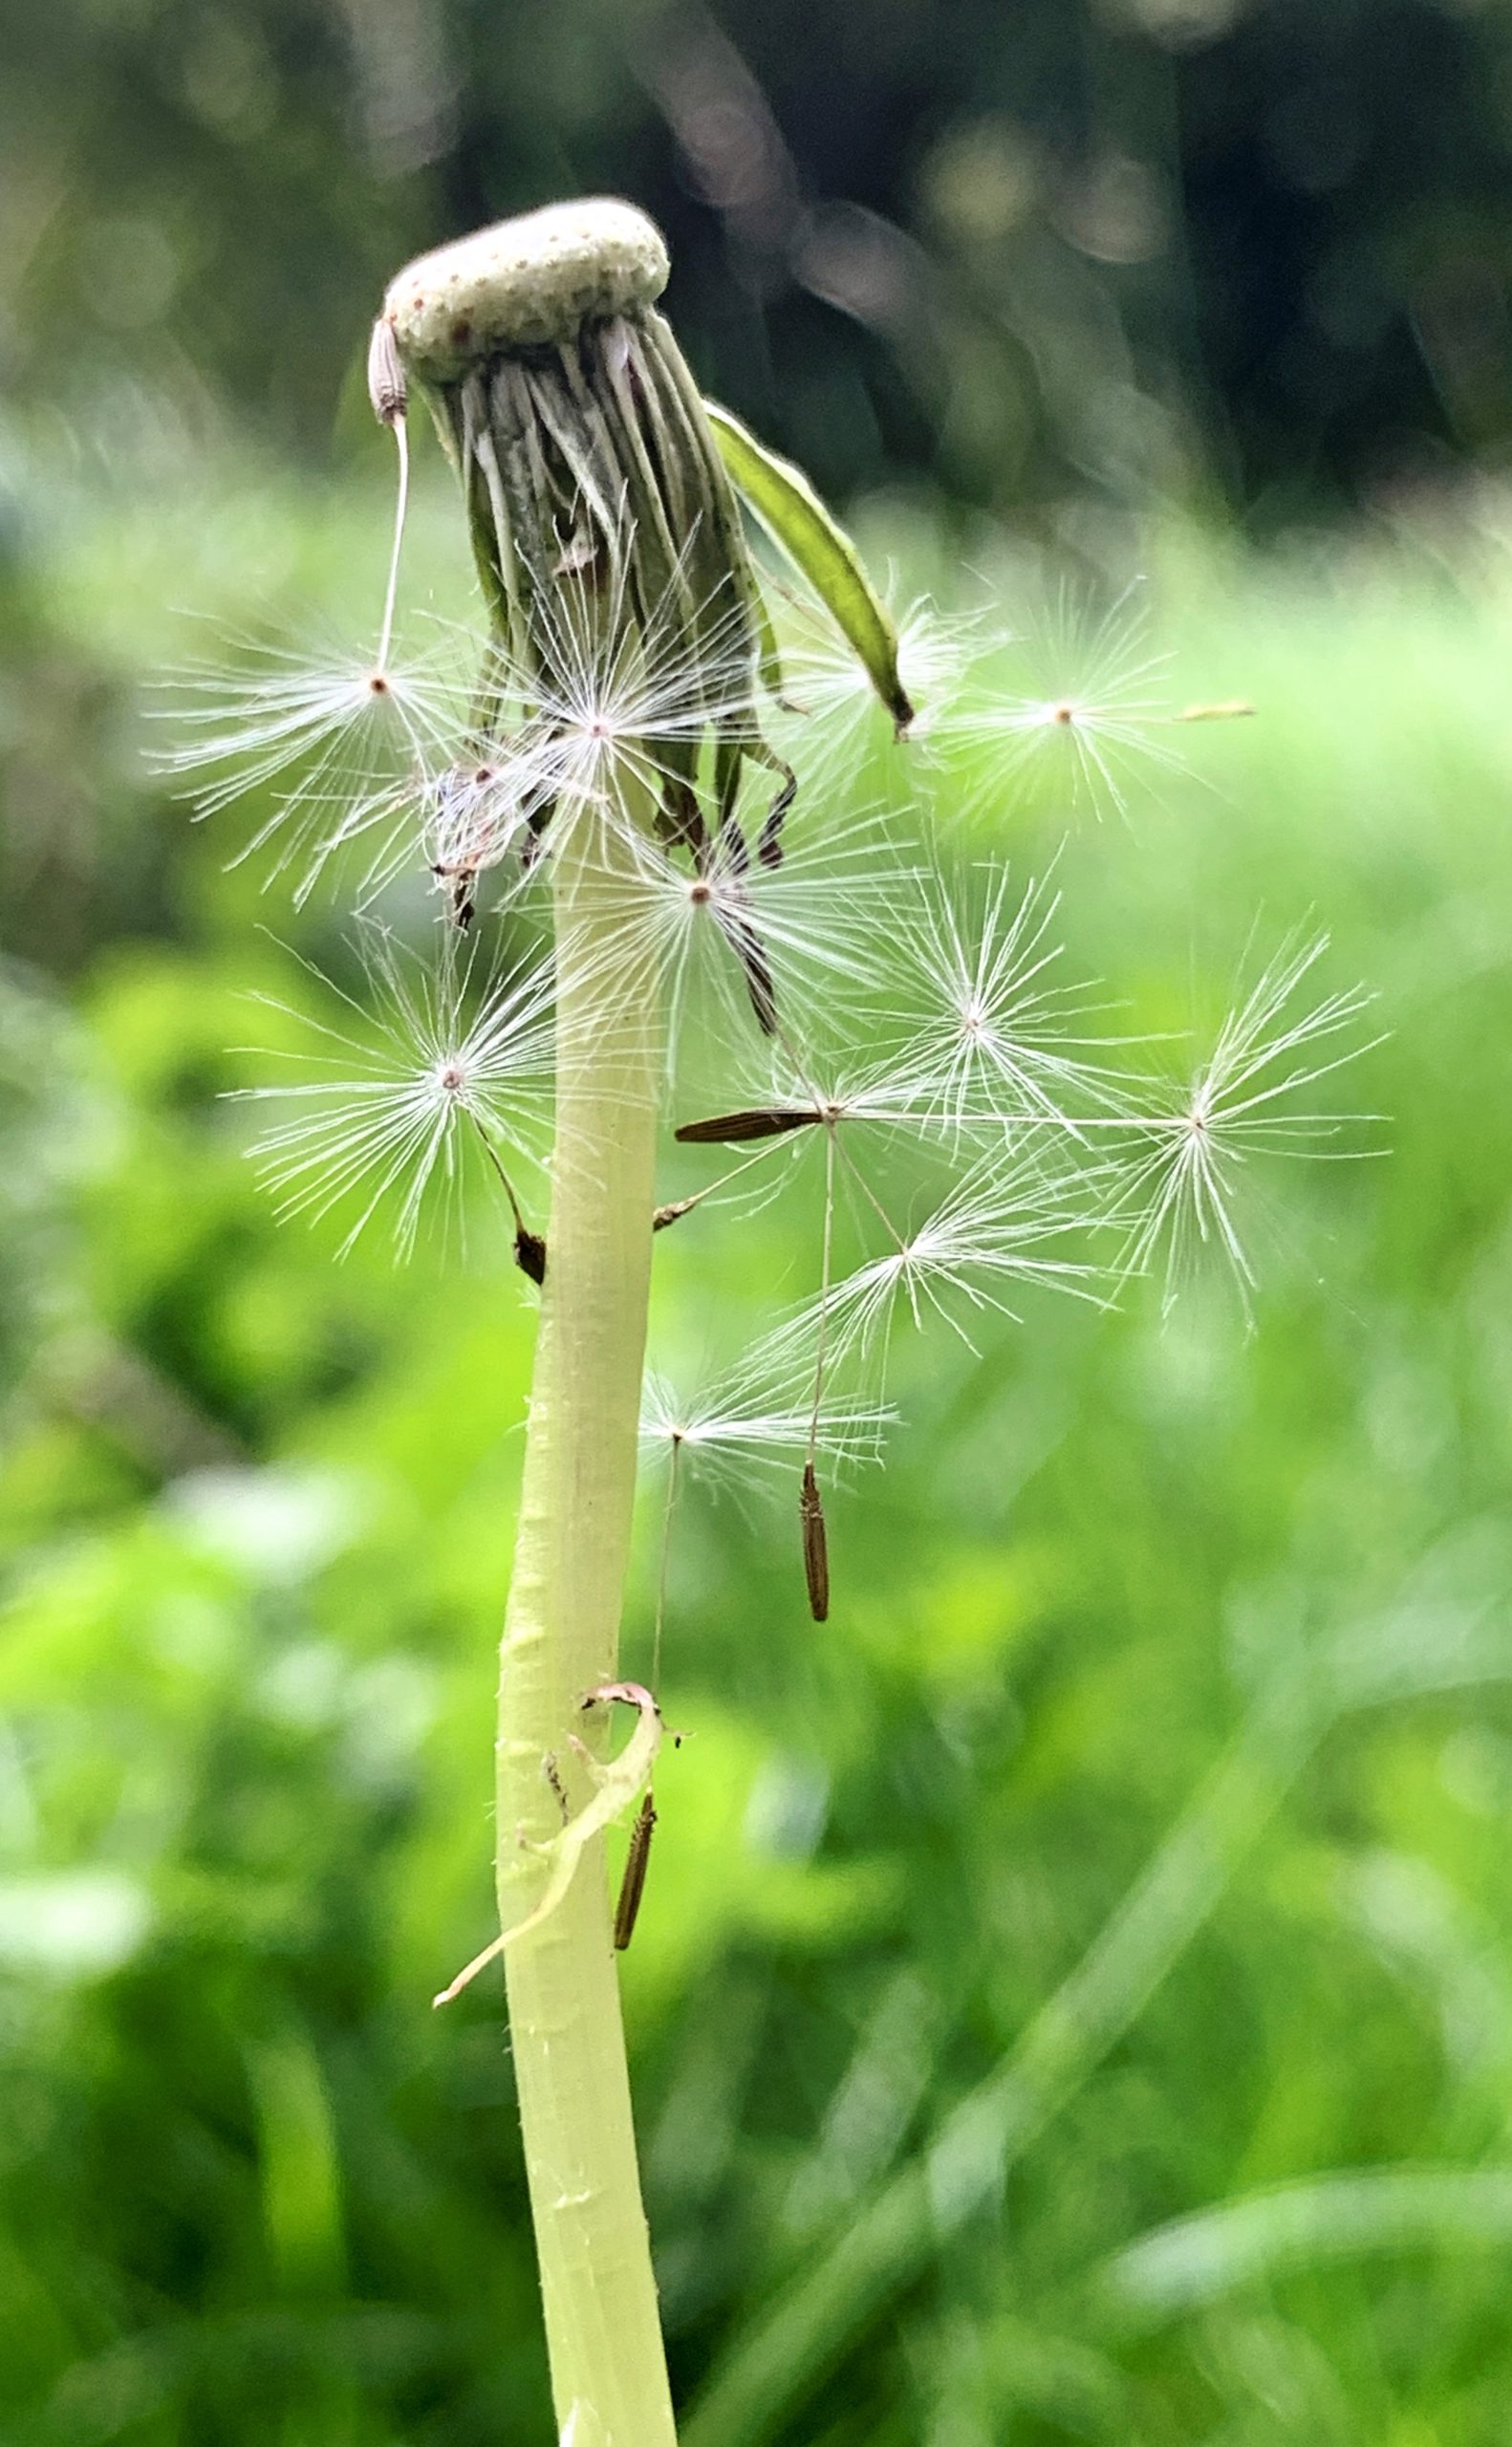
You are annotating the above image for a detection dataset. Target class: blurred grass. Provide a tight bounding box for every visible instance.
[7,452,1512,2444]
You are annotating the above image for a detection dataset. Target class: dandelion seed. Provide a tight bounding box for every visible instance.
[798,1126,840,1622]
[234,926,553,1257]
[1109,930,1380,1314]
[889,858,1125,1133]
[366,317,408,428]
[639,1365,894,1491]
[807,1155,1104,1361]
[594,805,915,1050]
[422,751,543,926]
[152,625,464,901]
[652,1198,697,1231]
[614,1791,658,1951]
[800,1460,831,1622]
[155,321,447,905]
[366,317,413,678]
[512,1226,549,1286]
[650,1132,811,1235]
[674,1045,962,1152]
[675,1104,823,1147]
[466,534,773,848]
[949,578,1186,820]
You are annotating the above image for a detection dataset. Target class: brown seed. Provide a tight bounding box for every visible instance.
[366,318,407,426]
[614,1792,657,1951]
[800,1462,830,1623]
[514,1229,548,1285]
[674,1105,818,1146]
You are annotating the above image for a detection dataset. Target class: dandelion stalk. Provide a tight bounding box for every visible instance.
[189,189,1369,2447]
[376,196,913,2445]
[490,788,672,2444]
[382,204,691,2444]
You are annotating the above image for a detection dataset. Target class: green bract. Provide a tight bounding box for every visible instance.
[704,400,915,738]
[381,200,910,911]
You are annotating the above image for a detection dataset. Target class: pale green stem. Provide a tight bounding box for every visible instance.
[496,777,677,2447]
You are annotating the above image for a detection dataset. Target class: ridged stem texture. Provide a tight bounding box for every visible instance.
[496,782,676,2447]
[385,209,757,2443]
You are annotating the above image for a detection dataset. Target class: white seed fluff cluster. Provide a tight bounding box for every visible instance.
[163,357,1371,1501]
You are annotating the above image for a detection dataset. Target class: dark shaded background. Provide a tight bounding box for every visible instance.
[6,0,1512,525]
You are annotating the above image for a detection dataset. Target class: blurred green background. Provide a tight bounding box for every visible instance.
[8,4,1512,2442]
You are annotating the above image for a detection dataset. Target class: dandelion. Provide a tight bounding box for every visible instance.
[235,927,553,1259]
[167,192,1337,2447]
[339,202,923,2447]
[1108,930,1379,1312]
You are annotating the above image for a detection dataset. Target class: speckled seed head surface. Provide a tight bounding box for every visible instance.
[383,200,671,378]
